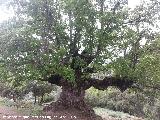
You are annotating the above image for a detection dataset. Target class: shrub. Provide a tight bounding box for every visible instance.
[85,87,160,119]
[43,95,55,103]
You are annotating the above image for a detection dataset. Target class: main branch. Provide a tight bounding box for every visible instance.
[86,76,135,92]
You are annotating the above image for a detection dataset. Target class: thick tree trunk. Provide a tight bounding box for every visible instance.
[43,86,90,111]
[43,86,102,120]
[58,87,86,108]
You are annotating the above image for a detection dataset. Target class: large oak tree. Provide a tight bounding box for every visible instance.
[0,0,160,119]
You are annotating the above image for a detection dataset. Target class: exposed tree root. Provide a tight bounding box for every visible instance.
[43,100,103,120]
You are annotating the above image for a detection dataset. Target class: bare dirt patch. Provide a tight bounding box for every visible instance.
[0,106,22,120]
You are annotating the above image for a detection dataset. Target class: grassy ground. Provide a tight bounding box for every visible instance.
[0,97,43,116]
[94,107,143,120]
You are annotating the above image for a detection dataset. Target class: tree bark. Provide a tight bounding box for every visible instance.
[43,86,102,120]
[44,86,88,110]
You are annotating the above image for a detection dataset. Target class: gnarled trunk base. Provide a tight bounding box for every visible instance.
[43,87,103,120]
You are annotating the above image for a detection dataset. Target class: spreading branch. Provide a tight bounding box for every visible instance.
[46,74,135,92]
[85,76,135,92]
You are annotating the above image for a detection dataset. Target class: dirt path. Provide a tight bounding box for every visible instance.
[0,105,51,120]
[0,105,24,120]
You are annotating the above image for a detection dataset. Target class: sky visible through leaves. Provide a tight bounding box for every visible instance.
[0,0,143,23]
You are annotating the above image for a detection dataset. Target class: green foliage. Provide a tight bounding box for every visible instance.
[59,66,75,83]
[134,38,160,85]
[111,57,133,77]
[43,95,55,103]
[0,0,160,91]
[136,55,160,82]
[85,87,160,119]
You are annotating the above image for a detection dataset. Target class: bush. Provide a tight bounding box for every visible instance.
[43,87,62,103]
[43,95,55,103]
[85,87,160,119]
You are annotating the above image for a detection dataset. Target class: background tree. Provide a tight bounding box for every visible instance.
[24,80,57,104]
[0,0,160,119]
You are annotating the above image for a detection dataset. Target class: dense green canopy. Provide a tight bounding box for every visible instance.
[0,0,160,91]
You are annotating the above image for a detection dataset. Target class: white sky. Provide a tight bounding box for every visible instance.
[128,0,141,9]
[0,5,14,23]
[0,0,142,23]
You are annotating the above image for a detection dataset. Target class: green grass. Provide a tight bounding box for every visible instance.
[94,107,135,119]
[16,104,43,116]
[0,97,14,106]
[0,97,5,105]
